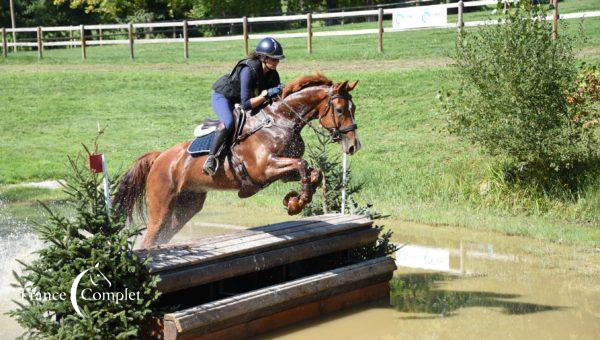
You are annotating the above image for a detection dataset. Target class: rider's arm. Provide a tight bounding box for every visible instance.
[240,67,268,110]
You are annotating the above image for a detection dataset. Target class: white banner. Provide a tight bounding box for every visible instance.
[391,5,447,29]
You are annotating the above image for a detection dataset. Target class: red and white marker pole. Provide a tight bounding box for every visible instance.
[88,153,111,214]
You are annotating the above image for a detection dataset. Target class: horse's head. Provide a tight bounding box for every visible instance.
[318,80,361,155]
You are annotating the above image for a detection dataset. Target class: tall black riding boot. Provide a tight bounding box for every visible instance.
[203,128,229,176]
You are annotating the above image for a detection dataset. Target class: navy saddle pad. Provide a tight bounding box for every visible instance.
[187,132,215,156]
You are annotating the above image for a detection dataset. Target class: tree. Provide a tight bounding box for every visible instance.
[9,139,159,338]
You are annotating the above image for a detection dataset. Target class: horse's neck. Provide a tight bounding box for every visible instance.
[271,86,327,130]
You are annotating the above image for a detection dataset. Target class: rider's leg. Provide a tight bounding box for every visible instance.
[204,92,234,175]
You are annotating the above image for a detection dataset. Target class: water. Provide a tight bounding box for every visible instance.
[264,221,600,339]
[0,200,44,339]
[0,205,598,339]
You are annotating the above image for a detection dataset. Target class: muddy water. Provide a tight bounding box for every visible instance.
[265,221,600,339]
[1,207,599,339]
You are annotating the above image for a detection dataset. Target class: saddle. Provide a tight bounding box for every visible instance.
[187,105,247,157]
[188,105,272,198]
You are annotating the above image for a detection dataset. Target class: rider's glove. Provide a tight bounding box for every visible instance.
[266,84,284,99]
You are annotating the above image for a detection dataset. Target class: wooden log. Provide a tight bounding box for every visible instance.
[157,228,380,293]
[144,214,342,253]
[378,8,383,53]
[2,28,6,58]
[80,25,86,60]
[242,16,248,56]
[183,20,189,59]
[307,13,312,54]
[163,257,396,338]
[36,26,42,59]
[197,282,390,340]
[144,215,371,273]
[128,22,135,59]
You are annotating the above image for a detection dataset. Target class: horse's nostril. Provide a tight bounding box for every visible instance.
[348,146,355,154]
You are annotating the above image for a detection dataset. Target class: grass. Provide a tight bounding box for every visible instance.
[1,2,599,247]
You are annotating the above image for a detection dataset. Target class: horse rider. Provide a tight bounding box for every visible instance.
[203,37,285,176]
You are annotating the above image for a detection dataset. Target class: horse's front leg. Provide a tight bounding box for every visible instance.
[265,156,322,215]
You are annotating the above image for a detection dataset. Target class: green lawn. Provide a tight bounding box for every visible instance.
[1,6,599,247]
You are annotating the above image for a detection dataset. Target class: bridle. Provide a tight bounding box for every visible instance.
[278,86,357,142]
[321,89,357,142]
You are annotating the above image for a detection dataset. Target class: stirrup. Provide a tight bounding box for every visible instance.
[203,155,219,176]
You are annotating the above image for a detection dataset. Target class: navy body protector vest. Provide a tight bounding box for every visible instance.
[212,59,279,104]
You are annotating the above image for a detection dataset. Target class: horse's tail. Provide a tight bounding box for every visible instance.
[114,151,161,222]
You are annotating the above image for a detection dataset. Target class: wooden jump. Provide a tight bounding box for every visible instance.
[139,214,396,339]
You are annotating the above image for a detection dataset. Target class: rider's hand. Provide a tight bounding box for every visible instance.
[260,89,269,98]
[267,85,283,99]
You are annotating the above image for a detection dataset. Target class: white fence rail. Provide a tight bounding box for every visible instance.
[1,0,598,60]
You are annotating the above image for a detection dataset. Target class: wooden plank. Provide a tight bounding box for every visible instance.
[145,215,370,273]
[190,282,390,340]
[147,214,344,252]
[157,228,379,293]
[164,257,396,336]
[146,216,363,272]
[142,214,343,259]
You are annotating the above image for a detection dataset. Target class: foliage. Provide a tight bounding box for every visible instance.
[303,129,397,259]
[443,0,599,186]
[8,137,159,339]
[302,131,363,216]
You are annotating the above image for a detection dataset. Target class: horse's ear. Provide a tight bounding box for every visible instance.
[347,80,359,91]
[336,80,348,92]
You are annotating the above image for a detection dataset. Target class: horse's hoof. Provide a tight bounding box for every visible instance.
[283,191,299,207]
[286,196,302,215]
[310,170,323,185]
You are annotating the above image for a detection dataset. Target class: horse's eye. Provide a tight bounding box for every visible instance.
[335,107,343,115]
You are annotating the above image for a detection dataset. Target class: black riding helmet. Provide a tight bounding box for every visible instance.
[255,37,285,60]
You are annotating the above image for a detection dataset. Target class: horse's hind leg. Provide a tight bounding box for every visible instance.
[162,191,208,243]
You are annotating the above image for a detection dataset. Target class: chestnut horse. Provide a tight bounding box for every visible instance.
[114,74,360,248]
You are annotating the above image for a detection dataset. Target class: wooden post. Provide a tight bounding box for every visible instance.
[99,28,103,45]
[552,0,558,40]
[9,0,16,53]
[242,16,249,56]
[80,25,86,60]
[307,13,312,54]
[128,22,135,60]
[377,8,383,53]
[457,0,464,32]
[2,28,7,58]
[36,26,43,59]
[183,20,189,59]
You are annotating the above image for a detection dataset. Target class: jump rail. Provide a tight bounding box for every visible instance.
[138,213,397,339]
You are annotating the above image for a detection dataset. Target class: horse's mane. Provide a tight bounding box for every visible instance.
[282,73,333,98]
